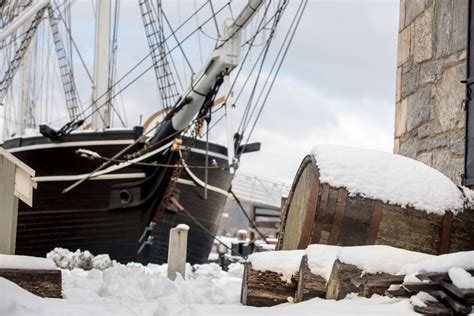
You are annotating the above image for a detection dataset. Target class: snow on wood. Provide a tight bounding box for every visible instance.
[247,250,305,282]
[399,251,474,275]
[448,268,474,289]
[409,291,437,308]
[306,245,432,281]
[311,145,467,215]
[0,254,56,270]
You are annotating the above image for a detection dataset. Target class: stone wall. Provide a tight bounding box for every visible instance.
[394,0,468,184]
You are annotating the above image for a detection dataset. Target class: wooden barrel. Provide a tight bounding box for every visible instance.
[277,154,474,255]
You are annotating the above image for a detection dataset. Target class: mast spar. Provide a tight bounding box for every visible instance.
[91,0,112,130]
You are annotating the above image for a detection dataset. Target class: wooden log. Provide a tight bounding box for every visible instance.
[440,281,474,304]
[429,290,472,315]
[241,262,298,307]
[277,155,474,255]
[357,274,405,297]
[412,300,452,316]
[0,268,61,298]
[326,259,362,300]
[295,255,326,302]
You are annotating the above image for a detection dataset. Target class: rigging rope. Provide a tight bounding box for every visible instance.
[242,0,308,151]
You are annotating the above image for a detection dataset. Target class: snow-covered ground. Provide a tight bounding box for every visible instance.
[2,246,473,315]
[0,255,419,316]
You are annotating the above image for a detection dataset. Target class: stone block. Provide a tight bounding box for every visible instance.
[397,25,411,66]
[433,0,453,58]
[407,85,431,131]
[399,131,417,158]
[449,130,465,156]
[412,5,433,63]
[395,99,408,137]
[419,59,442,84]
[399,0,406,30]
[400,66,419,98]
[417,152,433,166]
[451,0,468,53]
[396,67,402,102]
[432,149,463,184]
[417,120,442,139]
[394,138,400,154]
[417,133,448,152]
[433,63,466,132]
[405,0,432,25]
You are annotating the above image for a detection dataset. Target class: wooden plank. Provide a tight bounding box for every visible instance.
[402,283,443,293]
[338,194,373,246]
[241,262,298,307]
[415,270,474,283]
[366,200,383,245]
[440,280,474,303]
[412,300,452,316]
[429,290,473,314]
[355,274,405,298]
[310,184,330,244]
[0,268,61,298]
[0,157,19,255]
[297,166,320,249]
[296,255,326,302]
[327,188,347,245]
[439,211,453,254]
[376,204,442,255]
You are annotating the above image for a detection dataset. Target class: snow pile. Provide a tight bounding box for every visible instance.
[46,248,112,270]
[311,145,466,215]
[448,267,474,289]
[247,250,305,282]
[409,291,437,308]
[62,261,244,306]
[0,275,418,316]
[399,251,474,275]
[306,245,433,281]
[0,254,56,270]
[0,277,44,315]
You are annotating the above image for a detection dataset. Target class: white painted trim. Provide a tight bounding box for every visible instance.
[0,147,35,176]
[188,147,228,161]
[34,172,146,182]
[7,139,135,153]
[176,178,229,197]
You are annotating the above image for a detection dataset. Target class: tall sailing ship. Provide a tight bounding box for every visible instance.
[0,0,305,263]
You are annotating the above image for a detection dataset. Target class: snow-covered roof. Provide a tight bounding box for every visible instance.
[310,145,467,215]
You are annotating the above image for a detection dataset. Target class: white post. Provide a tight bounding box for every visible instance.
[167,224,189,280]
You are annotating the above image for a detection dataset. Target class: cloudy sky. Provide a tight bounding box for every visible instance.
[82,0,400,184]
[3,0,400,184]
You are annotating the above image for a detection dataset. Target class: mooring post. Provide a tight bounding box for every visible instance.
[167,224,189,280]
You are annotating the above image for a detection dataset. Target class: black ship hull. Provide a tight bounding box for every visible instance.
[2,127,232,264]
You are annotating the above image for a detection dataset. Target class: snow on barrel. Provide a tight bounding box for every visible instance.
[277,145,474,255]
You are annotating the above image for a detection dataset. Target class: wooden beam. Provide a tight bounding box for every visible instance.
[0,268,61,298]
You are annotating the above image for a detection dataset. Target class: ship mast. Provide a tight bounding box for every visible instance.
[91,0,112,130]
